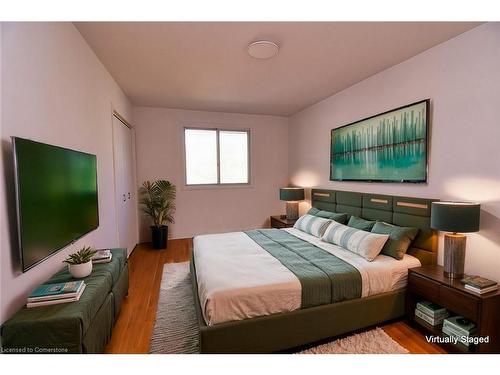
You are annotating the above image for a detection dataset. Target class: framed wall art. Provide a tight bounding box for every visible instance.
[330,99,429,183]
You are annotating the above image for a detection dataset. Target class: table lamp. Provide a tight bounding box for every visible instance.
[431,201,480,279]
[279,187,304,220]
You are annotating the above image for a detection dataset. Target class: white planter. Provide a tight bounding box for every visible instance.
[68,261,93,278]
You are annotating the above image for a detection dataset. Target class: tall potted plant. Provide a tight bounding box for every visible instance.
[139,180,176,249]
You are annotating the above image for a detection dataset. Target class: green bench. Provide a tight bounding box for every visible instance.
[1,249,129,353]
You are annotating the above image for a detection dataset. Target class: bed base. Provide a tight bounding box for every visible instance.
[190,257,406,354]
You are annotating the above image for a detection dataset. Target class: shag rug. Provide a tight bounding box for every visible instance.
[149,262,409,354]
[298,328,408,354]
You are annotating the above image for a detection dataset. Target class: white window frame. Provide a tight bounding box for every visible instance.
[183,126,251,187]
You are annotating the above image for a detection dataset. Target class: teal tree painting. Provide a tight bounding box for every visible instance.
[330,100,428,182]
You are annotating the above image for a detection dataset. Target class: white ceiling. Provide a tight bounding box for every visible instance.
[75,22,481,116]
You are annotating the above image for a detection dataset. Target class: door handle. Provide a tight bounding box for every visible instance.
[123,194,126,202]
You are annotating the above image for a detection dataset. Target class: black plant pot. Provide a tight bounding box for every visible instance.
[151,225,168,249]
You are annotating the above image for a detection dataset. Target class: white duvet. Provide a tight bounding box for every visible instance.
[193,228,420,326]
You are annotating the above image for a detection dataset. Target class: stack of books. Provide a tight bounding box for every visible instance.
[442,316,477,346]
[27,280,86,308]
[461,275,498,294]
[414,300,449,326]
[92,249,112,264]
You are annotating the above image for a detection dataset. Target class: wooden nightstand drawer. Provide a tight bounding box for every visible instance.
[406,265,500,353]
[408,272,440,301]
[440,285,480,321]
[271,217,286,228]
[270,216,296,229]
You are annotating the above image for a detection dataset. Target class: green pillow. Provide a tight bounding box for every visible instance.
[316,211,347,224]
[371,221,419,260]
[307,207,347,224]
[307,207,320,216]
[347,216,376,231]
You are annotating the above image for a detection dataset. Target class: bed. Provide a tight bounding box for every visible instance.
[191,189,438,353]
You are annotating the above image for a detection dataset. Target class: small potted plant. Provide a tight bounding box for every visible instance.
[63,246,97,278]
[139,180,176,249]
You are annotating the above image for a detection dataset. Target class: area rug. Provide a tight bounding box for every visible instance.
[149,262,409,354]
[149,262,199,354]
[298,328,408,354]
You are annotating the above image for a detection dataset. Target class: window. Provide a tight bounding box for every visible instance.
[184,128,250,185]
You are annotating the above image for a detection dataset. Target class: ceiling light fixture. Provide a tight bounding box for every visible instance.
[247,40,279,59]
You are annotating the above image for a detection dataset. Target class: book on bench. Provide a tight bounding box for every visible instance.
[28,280,84,301]
[92,249,112,264]
[27,284,86,308]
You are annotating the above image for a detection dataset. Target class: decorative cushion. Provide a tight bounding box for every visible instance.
[307,207,347,224]
[307,207,320,216]
[321,221,389,261]
[371,221,419,260]
[317,211,347,224]
[347,216,376,231]
[293,214,332,238]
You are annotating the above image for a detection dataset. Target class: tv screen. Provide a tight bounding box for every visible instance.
[330,99,429,183]
[13,137,99,271]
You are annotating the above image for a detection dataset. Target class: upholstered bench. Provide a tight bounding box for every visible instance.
[1,248,128,353]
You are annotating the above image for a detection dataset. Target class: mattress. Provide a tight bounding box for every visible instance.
[193,228,420,326]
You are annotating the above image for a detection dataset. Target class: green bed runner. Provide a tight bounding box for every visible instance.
[245,229,362,308]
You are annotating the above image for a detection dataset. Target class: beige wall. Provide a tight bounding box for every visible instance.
[289,23,500,281]
[133,107,289,240]
[0,23,132,323]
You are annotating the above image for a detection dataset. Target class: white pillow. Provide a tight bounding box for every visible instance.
[321,221,389,261]
[293,214,332,238]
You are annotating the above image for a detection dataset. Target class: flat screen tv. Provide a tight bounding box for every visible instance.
[330,99,429,183]
[12,137,99,271]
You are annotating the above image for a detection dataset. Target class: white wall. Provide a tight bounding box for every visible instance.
[133,107,289,240]
[289,23,500,281]
[0,23,132,323]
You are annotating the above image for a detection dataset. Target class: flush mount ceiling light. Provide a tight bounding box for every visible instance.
[248,40,279,59]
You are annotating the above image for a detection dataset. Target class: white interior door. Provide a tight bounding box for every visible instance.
[113,114,138,255]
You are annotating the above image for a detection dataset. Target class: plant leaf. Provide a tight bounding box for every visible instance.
[138,179,176,228]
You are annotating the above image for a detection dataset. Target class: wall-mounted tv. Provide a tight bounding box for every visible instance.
[12,137,99,271]
[330,99,429,183]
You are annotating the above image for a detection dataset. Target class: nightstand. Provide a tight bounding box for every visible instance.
[406,265,500,353]
[270,215,297,229]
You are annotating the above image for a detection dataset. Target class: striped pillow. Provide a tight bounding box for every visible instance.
[321,221,389,261]
[293,214,332,238]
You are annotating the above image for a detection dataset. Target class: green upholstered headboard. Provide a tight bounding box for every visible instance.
[311,189,438,265]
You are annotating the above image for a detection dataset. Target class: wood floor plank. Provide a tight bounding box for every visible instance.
[382,321,446,354]
[106,239,446,354]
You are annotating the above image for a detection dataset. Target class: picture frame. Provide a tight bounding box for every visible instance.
[330,99,430,183]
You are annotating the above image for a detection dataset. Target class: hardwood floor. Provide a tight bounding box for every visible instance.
[383,320,446,354]
[105,239,192,354]
[106,239,445,354]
